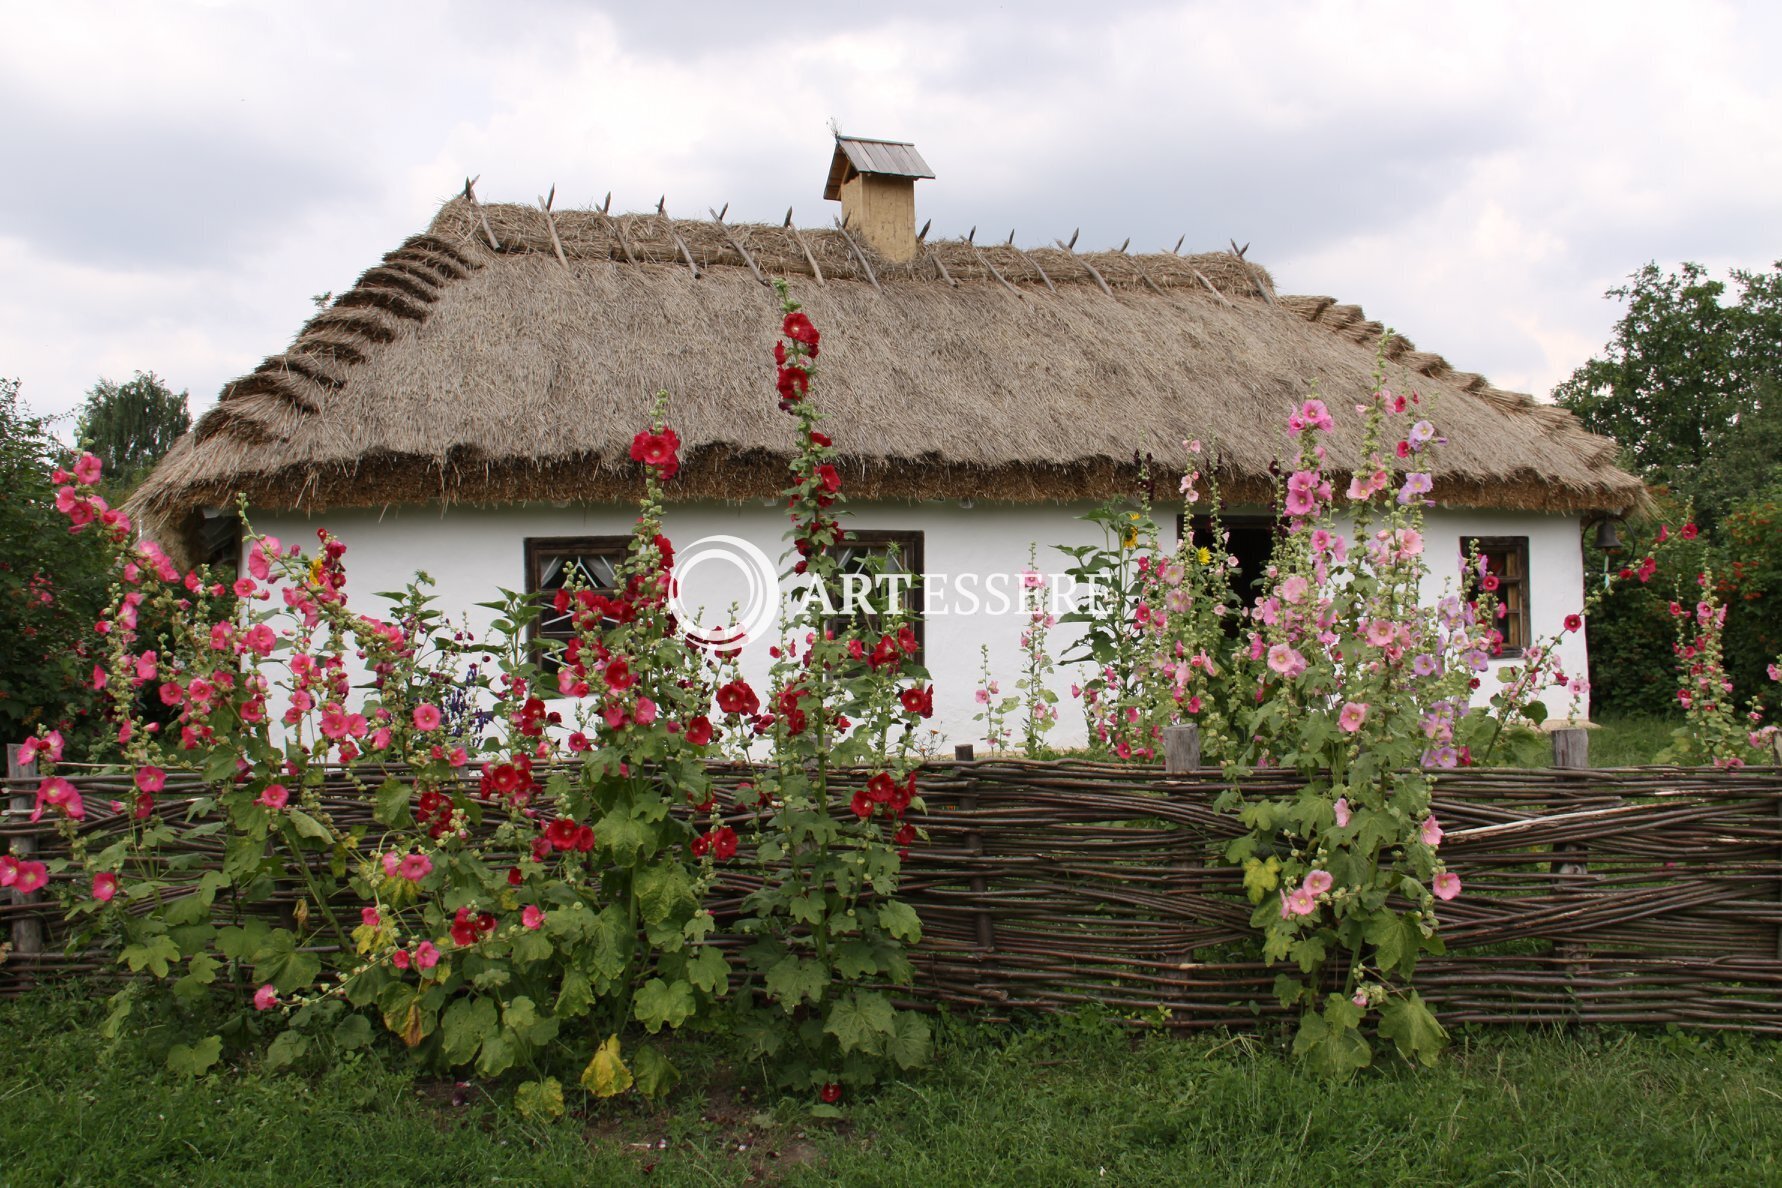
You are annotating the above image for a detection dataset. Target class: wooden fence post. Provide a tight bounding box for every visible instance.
[1550,728,1589,981]
[951,744,994,950]
[1162,725,1201,773]
[6,744,45,960]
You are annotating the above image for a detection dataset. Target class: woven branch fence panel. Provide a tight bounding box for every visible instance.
[7,760,1782,1032]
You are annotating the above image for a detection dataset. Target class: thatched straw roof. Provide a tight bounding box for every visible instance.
[133,195,1644,549]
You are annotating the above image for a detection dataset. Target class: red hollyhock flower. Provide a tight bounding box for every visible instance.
[1480,574,1499,592]
[685,715,714,746]
[810,430,832,447]
[819,1082,842,1104]
[545,818,580,850]
[604,656,635,691]
[899,685,934,717]
[782,311,820,354]
[890,773,916,814]
[1564,613,1583,632]
[894,823,917,846]
[816,464,842,494]
[574,825,596,852]
[897,625,918,656]
[773,340,787,365]
[629,428,682,478]
[450,906,482,947]
[690,833,711,857]
[711,826,738,860]
[866,773,896,804]
[777,366,810,402]
[849,788,874,819]
[716,679,759,716]
[531,836,553,863]
[1681,522,1699,540]
[869,635,900,667]
[507,866,524,886]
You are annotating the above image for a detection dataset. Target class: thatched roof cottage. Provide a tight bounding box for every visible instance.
[134,135,1642,744]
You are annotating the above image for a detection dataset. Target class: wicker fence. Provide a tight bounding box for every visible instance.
[8,744,1782,1032]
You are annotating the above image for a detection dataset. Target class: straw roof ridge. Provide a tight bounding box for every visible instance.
[131,194,1645,554]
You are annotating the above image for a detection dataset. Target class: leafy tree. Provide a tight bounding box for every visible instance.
[76,370,191,497]
[1557,262,1782,709]
[0,378,113,750]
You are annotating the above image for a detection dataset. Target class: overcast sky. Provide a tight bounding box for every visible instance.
[4,0,1778,428]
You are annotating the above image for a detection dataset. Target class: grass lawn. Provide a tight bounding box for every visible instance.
[3,985,1780,1186]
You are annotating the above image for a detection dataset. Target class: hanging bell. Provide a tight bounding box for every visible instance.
[1593,517,1623,553]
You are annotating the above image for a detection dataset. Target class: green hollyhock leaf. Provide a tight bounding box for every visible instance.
[1242,856,1282,904]
[581,1034,632,1098]
[824,991,897,1055]
[876,900,921,943]
[216,919,270,962]
[439,996,498,1067]
[253,929,321,994]
[556,969,594,1018]
[598,812,652,866]
[1364,911,1424,979]
[502,995,540,1034]
[885,1010,932,1070]
[511,929,553,966]
[1379,990,1449,1067]
[634,862,695,928]
[264,1029,310,1073]
[476,1027,517,1077]
[632,1045,679,1102]
[686,946,729,997]
[515,1077,565,1121]
[165,1034,223,1077]
[833,940,881,979]
[763,955,829,1012]
[633,978,696,1034]
[121,934,180,979]
[1291,1007,1371,1078]
[285,808,331,843]
[333,1014,374,1051]
[789,893,826,925]
[373,777,412,828]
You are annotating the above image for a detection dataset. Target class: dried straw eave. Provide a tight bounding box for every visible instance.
[131,196,1647,546]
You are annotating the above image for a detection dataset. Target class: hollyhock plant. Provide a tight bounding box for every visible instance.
[1223,365,1478,1073]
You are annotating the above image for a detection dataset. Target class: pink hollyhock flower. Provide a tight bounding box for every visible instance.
[634,697,658,726]
[1420,814,1443,846]
[92,872,118,902]
[391,949,411,970]
[1333,797,1351,828]
[1769,663,1781,682]
[1285,887,1317,916]
[1407,419,1436,448]
[412,703,442,731]
[242,623,277,655]
[0,856,16,887]
[14,861,48,894]
[522,905,545,930]
[398,853,433,881]
[1352,990,1369,1008]
[1280,575,1309,605]
[135,766,165,794]
[381,851,401,877]
[361,907,381,928]
[370,728,392,751]
[1389,470,1432,505]
[1298,399,1334,432]
[1432,871,1461,900]
[1338,702,1368,732]
[1303,869,1334,896]
[258,783,289,810]
[253,984,278,1011]
[1364,620,1395,647]
[414,941,441,971]
[1266,644,1305,678]
[72,452,103,485]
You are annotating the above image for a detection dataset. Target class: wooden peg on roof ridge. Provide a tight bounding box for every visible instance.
[462,175,500,250]
[784,206,794,227]
[602,192,612,214]
[716,202,729,221]
[917,218,932,243]
[1066,228,1079,251]
[536,192,569,268]
[657,195,667,215]
[710,205,767,286]
[966,225,976,244]
[1229,238,1249,259]
[1118,237,1130,253]
[543,183,556,210]
[1173,235,1185,255]
[1006,229,1016,245]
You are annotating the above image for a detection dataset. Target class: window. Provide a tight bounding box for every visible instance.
[525,536,630,672]
[826,530,924,664]
[1182,513,1276,613]
[1468,537,1530,657]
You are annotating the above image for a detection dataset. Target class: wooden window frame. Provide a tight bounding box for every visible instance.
[1468,536,1531,658]
[524,535,631,675]
[826,529,925,665]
